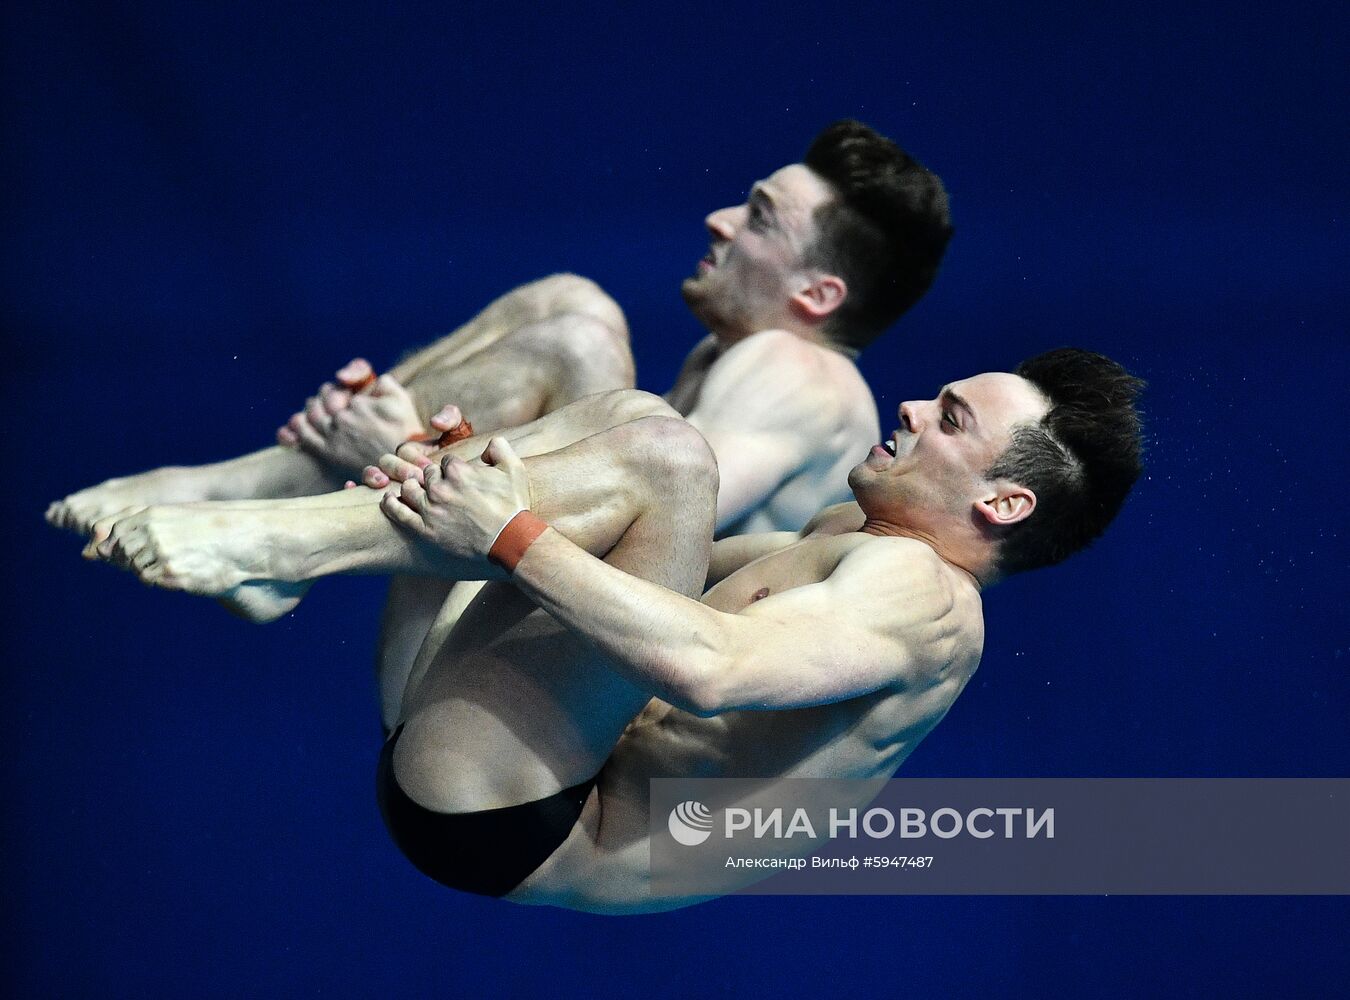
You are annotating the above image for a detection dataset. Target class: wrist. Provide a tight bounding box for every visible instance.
[487,510,550,572]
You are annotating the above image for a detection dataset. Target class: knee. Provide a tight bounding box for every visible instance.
[616,416,719,499]
[526,273,629,342]
[516,312,636,386]
[522,310,626,354]
[591,389,679,427]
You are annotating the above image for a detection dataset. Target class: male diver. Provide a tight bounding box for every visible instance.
[84,349,1144,913]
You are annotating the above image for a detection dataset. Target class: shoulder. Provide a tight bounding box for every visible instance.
[696,330,861,426]
[831,538,983,676]
[831,537,976,630]
[711,329,838,378]
[833,534,949,584]
[800,501,866,537]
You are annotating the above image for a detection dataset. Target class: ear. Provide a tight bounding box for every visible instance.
[974,484,1037,529]
[788,273,847,323]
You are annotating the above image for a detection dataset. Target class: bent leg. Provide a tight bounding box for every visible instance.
[389,414,717,810]
[88,391,683,615]
[388,273,627,387]
[369,416,715,898]
[372,297,635,727]
[47,273,631,533]
[96,413,717,816]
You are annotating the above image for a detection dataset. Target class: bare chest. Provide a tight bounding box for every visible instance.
[701,535,864,613]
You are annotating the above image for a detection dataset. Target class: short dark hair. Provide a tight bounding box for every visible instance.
[802,120,954,351]
[985,348,1146,576]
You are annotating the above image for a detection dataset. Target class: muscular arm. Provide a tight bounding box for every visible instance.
[677,330,846,532]
[512,531,965,715]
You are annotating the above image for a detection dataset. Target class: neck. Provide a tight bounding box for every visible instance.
[709,319,856,359]
[859,517,989,591]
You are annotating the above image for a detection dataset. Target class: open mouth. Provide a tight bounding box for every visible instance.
[869,435,899,464]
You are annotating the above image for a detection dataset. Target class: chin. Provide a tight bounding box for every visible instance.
[679,279,708,315]
[846,461,874,495]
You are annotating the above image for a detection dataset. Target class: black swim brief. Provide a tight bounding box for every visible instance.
[376,724,596,898]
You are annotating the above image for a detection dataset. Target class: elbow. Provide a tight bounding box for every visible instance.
[674,682,726,719]
[661,650,734,718]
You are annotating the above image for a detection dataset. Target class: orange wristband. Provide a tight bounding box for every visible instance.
[436,418,474,447]
[487,510,549,573]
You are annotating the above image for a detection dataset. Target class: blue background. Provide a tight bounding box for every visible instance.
[4,1,1346,995]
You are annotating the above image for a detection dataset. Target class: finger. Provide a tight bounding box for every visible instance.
[321,384,352,415]
[428,404,462,433]
[305,394,331,432]
[480,436,515,467]
[293,415,328,454]
[483,437,528,493]
[394,438,436,462]
[362,465,390,488]
[376,453,424,484]
[343,480,357,490]
[379,490,424,533]
[399,478,429,514]
[439,454,469,485]
[370,373,406,399]
[336,358,375,391]
[276,425,299,447]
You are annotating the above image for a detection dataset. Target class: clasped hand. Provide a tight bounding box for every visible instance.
[276,358,426,475]
[375,437,534,562]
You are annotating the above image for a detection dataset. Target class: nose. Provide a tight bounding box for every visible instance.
[705,205,740,241]
[898,401,922,433]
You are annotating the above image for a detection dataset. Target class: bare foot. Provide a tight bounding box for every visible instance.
[90,504,314,623]
[47,467,215,536]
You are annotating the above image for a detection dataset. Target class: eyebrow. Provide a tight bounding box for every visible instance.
[938,386,978,425]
